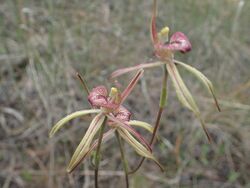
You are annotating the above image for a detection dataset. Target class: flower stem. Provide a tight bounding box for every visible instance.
[128,65,168,174]
[94,117,107,188]
[115,131,129,188]
[150,64,168,146]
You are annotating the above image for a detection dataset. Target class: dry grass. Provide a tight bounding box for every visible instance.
[0,0,250,187]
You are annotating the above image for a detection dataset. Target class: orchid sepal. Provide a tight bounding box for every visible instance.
[174,59,221,111]
[67,129,115,173]
[128,120,153,133]
[67,113,105,172]
[166,61,212,142]
[49,109,101,137]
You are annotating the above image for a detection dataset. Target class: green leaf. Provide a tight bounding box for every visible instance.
[166,61,212,142]
[20,170,33,182]
[67,113,105,172]
[49,109,101,137]
[174,59,221,111]
[228,171,239,182]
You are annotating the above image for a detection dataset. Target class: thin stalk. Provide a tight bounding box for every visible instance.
[94,117,107,188]
[128,64,168,174]
[115,131,129,188]
[76,72,90,95]
[151,64,168,145]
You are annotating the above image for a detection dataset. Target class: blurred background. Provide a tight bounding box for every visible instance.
[0,0,250,187]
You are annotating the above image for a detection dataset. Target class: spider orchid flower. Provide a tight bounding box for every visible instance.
[110,0,220,142]
[49,70,163,172]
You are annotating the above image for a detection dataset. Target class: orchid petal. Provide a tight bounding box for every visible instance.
[120,69,144,104]
[117,128,164,171]
[163,32,191,53]
[110,61,165,79]
[67,113,105,172]
[151,0,158,44]
[128,120,153,133]
[166,62,212,142]
[49,109,101,137]
[107,115,152,152]
[67,129,115,173]
[174,59,221,112]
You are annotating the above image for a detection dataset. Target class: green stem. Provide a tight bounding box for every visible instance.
[94,117,107,188]
[115,131,129,188]
[128,65,168,174]
[150,64,168,146]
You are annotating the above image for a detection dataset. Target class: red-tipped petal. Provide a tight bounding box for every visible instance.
[110,61,165,79]
[107,115,152,152]
[120,69,144,104]
[151,0,158,44]
[163,32,192,53]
